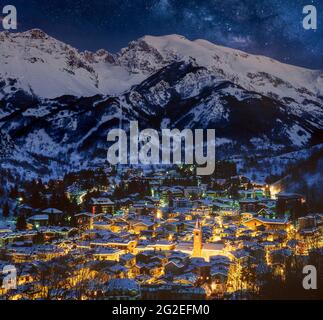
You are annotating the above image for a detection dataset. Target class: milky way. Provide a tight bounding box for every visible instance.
[2,0,323,69]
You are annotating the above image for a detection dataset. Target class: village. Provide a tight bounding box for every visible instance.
[0,163,322,300]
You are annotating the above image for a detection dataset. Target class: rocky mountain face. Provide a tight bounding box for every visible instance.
[0,29,322,182]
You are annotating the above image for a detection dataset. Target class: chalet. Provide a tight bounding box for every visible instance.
[91,238,137,253]
[240,212,254,221]
[213,198,239,216]
[239,189,255,199]
[164,260,187,275]
[104,278,141,300]
[42,208,64,225]
[231,249,253,265]
[28,215,49,228]
[243,217,291,231]
[131,220,155,234]
[6,245,65,263]
[119,253,136,268]
[257,208,275,218]
[173,198,191,209]
[298,215,316,230]
[18,204,33,217]
[191,204,212,217]
[183,186,201,199]
[75,212,94,230]
[92,247,123,261]
[210,267,229,298]
[0,230,37,247]
[254,189,265,199]
[269,248,292,265]
[166,187,184,200]
[135,263,151,276]
[146,241,176,251]
[110,221,129,233]
[173,273,199,286]
[91,197,115,215]
[92,220,111,230]
[148,261,163,277]
[190,258,211,280]
[164,220,184,234]
[276,192,305,217]
[129,201,157,216]
[42,208,63,215]
[135,251,152,264]
[239,199,258,212]
[107,264,128,278]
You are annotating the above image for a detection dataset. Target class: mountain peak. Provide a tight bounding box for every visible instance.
[0,28,51,41]
[141,34,188,42]
[22,28,49,39]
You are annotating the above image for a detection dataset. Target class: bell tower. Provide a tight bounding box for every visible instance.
[192,219,202,257]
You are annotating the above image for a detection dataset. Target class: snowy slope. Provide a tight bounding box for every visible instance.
[0,29,145,98]
[119,35,323,104]
[0,29,100,98]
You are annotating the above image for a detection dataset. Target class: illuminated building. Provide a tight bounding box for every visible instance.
[91,197,115,215]
[193,220,203,257]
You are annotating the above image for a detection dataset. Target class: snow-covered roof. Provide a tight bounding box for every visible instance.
[106,278,140,292]
[29,214,49,221]
[91,197,114,205]
[42,208,63,214]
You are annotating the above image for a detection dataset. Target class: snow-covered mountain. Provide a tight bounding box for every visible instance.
[0,29,146,98]
[0,29,323,182]
[119,35,323,103]
[1,30,322,102]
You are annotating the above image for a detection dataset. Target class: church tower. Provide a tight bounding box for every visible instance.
[192,219,202,257]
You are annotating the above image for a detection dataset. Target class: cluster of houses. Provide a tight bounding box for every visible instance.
[0,168,322,300]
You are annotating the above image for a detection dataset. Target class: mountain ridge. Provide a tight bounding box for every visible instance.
[1,29,322,101]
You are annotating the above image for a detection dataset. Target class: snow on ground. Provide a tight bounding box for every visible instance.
[237,143,323,184]
[286,124,311,147]
[24,129,63,157]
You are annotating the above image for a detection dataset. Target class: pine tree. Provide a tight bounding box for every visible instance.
[34,232,45,244]
[9,184,19,199]
[2,202,10,218]
[16,215,27,231]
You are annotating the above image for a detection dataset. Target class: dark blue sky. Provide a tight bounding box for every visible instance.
[1,0,323,69]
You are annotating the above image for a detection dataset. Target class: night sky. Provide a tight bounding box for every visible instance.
[1,0,323,69]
